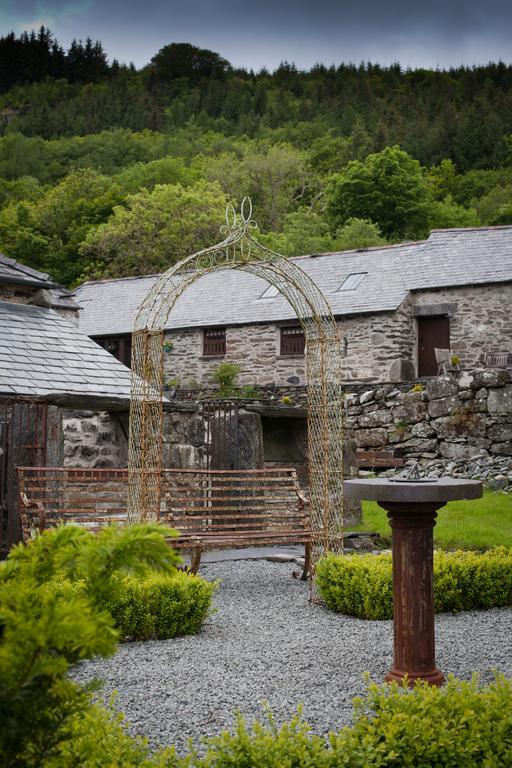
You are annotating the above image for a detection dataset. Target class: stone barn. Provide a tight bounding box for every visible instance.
[74,224,512,492]
[0,255,132,549]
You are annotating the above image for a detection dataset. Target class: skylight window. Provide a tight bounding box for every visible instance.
[259,284,280,299]
[337,272,367,291]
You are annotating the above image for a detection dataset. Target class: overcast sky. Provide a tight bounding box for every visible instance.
[2,0,512,71]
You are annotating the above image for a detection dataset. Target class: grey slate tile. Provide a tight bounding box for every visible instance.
[75,225,512,336]
[0,301,131,401]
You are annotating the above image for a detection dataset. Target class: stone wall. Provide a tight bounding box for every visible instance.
[62,410,128,468]
[345,368,512,484]
[163,310,413,389]
[161,283,512,387]
[163,325,306,388]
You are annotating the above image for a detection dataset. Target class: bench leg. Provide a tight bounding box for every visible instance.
[292,542,311,580]
[300,541,311,580]
[189,546,202,574]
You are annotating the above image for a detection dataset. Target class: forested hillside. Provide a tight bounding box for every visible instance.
[1,28,511,286]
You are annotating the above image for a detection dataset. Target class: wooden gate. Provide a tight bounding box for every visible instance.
[200,400,240,470]
[417,317,450,377]
[0,399,47,551]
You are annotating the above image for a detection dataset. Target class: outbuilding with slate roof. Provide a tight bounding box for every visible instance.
[0,255,132,550]
[75,225,512,386]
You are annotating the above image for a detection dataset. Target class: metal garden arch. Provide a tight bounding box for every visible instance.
[128,199,345,570]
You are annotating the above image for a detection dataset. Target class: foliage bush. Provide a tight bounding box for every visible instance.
[316,547,512,619]
[106,571,215,640]
[0,524,214,765]
[212,361,241,397]
[46,699,176,767]
[166,675,512,767]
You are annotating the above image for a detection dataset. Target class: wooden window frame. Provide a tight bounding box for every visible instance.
[280,326,305,357]
[203,328,226,357]
[94,334,132,368]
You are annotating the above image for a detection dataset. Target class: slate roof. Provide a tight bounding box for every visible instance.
[74,225,512,337]
[0,301,132,406]
[0,253,56,287]
[0,253,79,311]
[408,226,512,290]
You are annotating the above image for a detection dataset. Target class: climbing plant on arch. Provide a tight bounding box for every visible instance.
[128,199,345,571]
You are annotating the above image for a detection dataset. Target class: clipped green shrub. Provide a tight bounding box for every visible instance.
[316,552,393,619]
[166,675,512,768]
[316,547,512,619]
[105,571,216,640]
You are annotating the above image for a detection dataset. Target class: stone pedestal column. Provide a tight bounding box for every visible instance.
[381,501,445,687]
[343,477,482,689]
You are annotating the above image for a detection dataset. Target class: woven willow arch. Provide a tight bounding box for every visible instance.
[128,199,344,571]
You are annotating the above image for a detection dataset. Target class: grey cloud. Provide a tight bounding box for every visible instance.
[3,0,512,70]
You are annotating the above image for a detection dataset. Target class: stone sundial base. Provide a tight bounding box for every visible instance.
[344,478,482,687]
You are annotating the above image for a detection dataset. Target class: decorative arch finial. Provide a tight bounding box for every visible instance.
[240,196,253,223]
[222,196,256,234]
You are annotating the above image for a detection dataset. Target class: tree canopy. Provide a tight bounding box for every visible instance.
[1,29,512,285]
[327,147,432,239]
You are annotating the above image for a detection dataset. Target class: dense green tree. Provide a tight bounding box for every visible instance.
[327,146,432,239]
[0,130,173,183]
[79,181,229,279]
[257,209,337,255]
[204,141,316,231]
[0,27,110,93]
[0,133,50,181]
[0,168,121,284]
[333,217,387,250]
[473,185,512,224]
[0,176,44,207]
[1,32,512,286]
[427,196,480,229]
[114,156,200,194]
[258,212,386,256]
[146,43,230,91]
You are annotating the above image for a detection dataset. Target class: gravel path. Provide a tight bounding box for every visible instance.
[72,559,512,754]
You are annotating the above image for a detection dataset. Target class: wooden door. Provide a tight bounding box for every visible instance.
[417,316,450,377]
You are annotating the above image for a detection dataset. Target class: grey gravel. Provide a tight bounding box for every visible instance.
[72,559,512,755]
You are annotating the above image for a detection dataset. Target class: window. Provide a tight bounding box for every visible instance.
[203,328,226,357]
[280,326,305,356]
[94,334,132,368]
[259,284,279,299]
[337,272,367,291]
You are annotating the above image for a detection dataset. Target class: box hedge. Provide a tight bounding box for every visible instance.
[315,547,512,619]
[104,571,216,641]
[165,675,512,768]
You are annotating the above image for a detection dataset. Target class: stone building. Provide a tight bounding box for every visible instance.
[75,225,512,387]
[0,255,133,548]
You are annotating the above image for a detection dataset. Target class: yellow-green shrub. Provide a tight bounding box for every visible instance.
[166,675,512,768]
[104,571,216,640]
[316,547,512,619]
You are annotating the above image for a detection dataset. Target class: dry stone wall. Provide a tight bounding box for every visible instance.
[346,367,512,486]
[62,410,128,468]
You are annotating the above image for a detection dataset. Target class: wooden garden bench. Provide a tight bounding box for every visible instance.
[481,351,512,369]
[356,450,404,469]
[17,466,311,579]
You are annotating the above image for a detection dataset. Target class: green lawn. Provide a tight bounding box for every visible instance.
[354,491,512,550]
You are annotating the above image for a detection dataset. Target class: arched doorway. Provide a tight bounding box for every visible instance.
[128,199,344,571]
